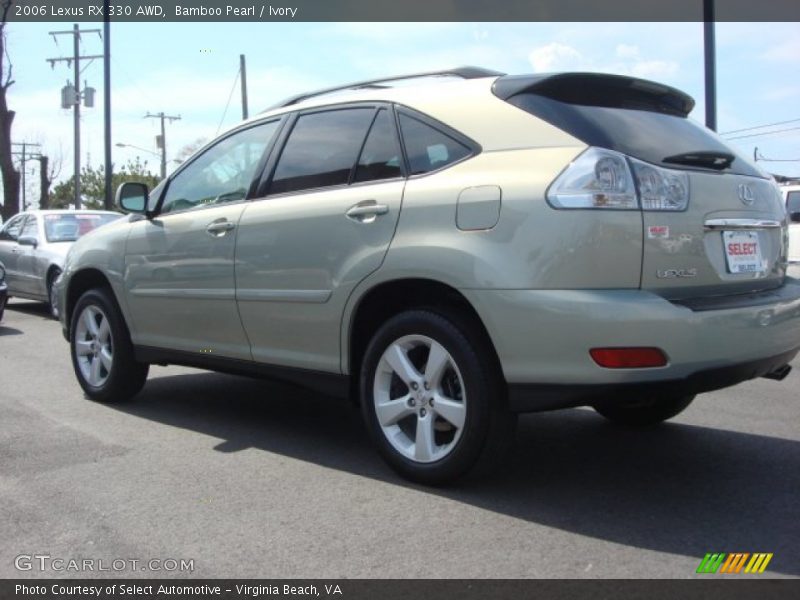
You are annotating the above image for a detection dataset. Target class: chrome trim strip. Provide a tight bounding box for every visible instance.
[236,289,332,303]
[130,288,235,300]
[704,219,782,231]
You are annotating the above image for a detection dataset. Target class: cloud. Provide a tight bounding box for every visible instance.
[629,60,679,79]
[528,42,583,72]
[615,44,639,59]
[527,41,679,81]
[761,39,800,64]
[762,84,800,102]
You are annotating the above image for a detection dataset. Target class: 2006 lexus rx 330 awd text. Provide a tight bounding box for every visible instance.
[57,68,800,484]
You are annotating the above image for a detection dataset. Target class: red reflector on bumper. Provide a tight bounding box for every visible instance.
[590,347,668,369]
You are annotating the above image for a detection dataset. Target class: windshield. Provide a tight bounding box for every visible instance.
[44,213,121,243]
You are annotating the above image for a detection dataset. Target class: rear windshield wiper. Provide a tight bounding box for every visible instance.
[663,151,735,170]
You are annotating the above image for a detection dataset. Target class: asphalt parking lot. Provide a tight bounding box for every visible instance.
[1,297,798,579]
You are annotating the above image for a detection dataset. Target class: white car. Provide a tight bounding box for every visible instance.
[783,185,800,264]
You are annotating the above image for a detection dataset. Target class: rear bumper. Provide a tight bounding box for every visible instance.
[507,349,797,412]
[462,277,800,412]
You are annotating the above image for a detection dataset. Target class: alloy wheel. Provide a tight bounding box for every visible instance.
[372,335,467,463]
[74,305,114,387]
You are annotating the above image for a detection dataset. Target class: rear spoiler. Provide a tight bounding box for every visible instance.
[492,72,695,117]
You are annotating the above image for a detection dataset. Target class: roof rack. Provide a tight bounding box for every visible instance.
[267,66,505,110]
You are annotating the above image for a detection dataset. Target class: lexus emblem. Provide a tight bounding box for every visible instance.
[738,184,756,206]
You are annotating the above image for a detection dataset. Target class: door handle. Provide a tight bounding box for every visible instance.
[346,202,389,223]
[206,221,236,236]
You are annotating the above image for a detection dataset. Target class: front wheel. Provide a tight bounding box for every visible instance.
[361,310,516,485]
[593,394,696,426]
[70,288,149,403]
[47,268,61,319]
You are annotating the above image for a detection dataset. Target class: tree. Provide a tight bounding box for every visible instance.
[38,153,62,209]
[0,0,19,222]
[51,157,161,210]
[174,137,207,166]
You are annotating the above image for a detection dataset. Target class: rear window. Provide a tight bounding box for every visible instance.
[44,213,120,242]
[505,93,763,178]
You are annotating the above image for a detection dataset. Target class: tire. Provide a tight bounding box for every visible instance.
[69,287,149,403]
[47,268,61,319]
[360,309,516,485]
[593,394,696,427]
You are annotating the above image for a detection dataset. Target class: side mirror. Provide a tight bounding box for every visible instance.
[18,235,38,248]
[790,211,800,224]
[116,181,150,214]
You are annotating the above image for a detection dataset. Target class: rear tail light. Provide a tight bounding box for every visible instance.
[546,148,637,209]
[547,147,689,211]
[590,347,668,369]
[630,157,689,211]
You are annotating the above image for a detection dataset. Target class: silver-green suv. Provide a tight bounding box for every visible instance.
[58,67,800,484]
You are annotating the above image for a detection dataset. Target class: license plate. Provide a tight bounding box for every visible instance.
[723,231,764,274]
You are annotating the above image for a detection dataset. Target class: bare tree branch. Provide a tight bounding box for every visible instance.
[1,1,11,26]
[1,1,14,89]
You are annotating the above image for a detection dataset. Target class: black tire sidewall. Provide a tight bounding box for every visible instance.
[70,288,147,403]
[47,268,61,319]
[360,310,497,484]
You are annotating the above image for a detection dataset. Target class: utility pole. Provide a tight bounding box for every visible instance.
[145,112,181,179]
[11,142,42,211]
[46,25,103,209]
[240,54,249,120]
[103,3,112,210]
[703,0,717,131]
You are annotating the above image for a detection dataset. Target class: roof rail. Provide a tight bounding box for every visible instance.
[267,66,505,110]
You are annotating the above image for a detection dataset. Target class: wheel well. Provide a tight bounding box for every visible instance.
[348,278,502,393]
[65,269,113,335]
[46,264,62,284]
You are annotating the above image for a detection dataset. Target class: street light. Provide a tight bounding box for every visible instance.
[115,142,165,178]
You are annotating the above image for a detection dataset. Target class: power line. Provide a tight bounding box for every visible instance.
[215,68,241,136]
[720,117,800,136]
[725,126,800,141]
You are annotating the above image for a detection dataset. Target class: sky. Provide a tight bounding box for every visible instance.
[4,21,800,205]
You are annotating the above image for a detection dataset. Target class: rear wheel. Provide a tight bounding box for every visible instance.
[70,288,149,403]
[361,309,516,485]
[593,394,695,426]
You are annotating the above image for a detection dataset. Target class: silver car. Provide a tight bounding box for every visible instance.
[57,68,800,484]
[0,210,121,317]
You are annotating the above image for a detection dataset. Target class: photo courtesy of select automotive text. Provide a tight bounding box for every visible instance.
[2,0,800,598]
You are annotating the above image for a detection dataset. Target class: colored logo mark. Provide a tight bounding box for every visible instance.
[696,553,773,574]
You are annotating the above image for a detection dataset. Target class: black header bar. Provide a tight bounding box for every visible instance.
[5,0,800,23]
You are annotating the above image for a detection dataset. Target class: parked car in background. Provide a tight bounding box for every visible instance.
[0,261,7,322]
[57,67,800,484]
[0,210,122,318]
[783,184,800,264]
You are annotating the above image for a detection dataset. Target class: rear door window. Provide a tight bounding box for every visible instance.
[353,109,403,183]
[270,108,376,195]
